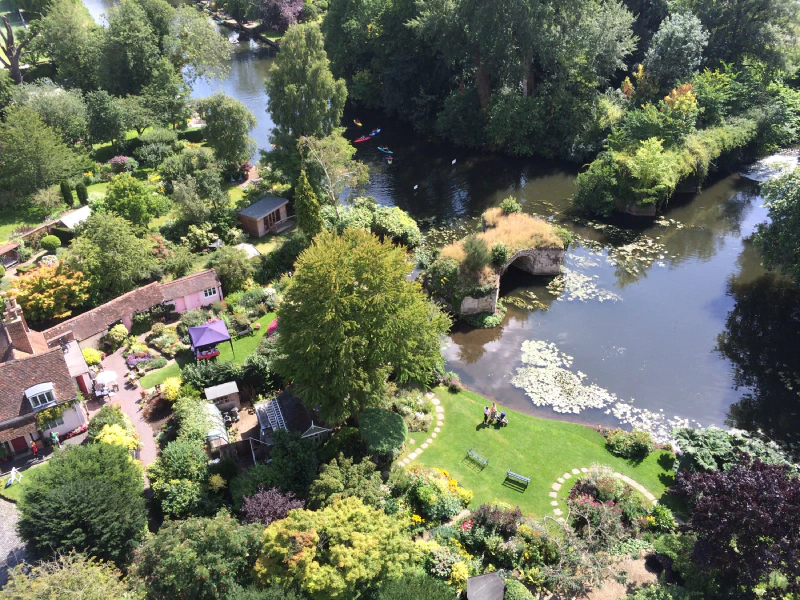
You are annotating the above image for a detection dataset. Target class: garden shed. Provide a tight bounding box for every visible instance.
[466,573,505,600]
[204,381,240,411]
[237,195,291,238]
[58,205,92,230]
[0,242,20,268]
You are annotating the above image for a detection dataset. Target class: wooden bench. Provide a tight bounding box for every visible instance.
[466,448,488,467]
[506,470,530,488]
[236,327,253,337]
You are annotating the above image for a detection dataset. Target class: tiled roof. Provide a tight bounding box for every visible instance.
[160,269,221,302]
[0,348,77,424]
[0,416,37,443]
[0,242,19,256]
[42,282,163,343]
[238,195,288,220]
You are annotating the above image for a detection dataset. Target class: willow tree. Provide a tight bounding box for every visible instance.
[275,229,451,423]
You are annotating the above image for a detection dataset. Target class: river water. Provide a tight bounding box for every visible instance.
[81,1,800,448]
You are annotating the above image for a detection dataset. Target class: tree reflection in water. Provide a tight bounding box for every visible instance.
[717,274,800,453]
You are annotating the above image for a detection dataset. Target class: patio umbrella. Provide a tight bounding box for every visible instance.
[95,371,118,386]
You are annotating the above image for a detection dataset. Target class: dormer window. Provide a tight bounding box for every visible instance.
[25,383,56,410]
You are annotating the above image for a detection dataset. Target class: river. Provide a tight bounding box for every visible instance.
[81,0,800,449]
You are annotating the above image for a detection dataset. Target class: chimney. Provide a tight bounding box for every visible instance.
[3,297,35,355]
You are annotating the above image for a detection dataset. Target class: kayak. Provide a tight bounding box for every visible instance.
[369,128,381,136]
[382,156,393,163]
[354,136,371,143]
[377,147,393,154]
[354,119,363,126]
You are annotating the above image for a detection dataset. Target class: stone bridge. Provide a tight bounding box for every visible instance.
[459,248,565,316]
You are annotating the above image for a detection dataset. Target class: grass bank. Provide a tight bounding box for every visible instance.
[139,312,276,388]
[406,388,675,517]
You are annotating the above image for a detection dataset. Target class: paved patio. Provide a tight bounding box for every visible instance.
[87,347,159,468]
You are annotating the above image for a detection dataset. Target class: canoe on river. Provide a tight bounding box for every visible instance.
[354,136,371,143]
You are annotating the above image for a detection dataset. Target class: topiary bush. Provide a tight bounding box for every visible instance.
[359,407,407,458]
[40,235,61,254]
[60,181,74,207]
[504,579,535,600]
[605,429,655,459]
[75,181,88,205]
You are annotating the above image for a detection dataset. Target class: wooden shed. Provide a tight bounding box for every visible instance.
[204,381,241,411]
[238,195,291,238]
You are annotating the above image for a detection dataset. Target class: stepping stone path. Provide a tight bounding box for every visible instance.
[400,393,444,466]
[547,467,659,518]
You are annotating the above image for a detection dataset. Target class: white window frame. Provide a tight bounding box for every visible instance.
[203,287,217,298]
[43,414,65,431]
[25,383,56,411]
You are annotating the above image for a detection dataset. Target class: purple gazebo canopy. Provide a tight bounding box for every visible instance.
[188,320,231,349]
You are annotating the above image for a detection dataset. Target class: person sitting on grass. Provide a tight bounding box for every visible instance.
[498,411,508,427]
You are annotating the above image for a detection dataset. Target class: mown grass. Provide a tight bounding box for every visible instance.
[0,460,49,503]
[139,312,276,388]
[406,388,675,518]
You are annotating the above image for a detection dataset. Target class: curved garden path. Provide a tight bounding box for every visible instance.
[548,467,658,518]
[399,392,444,466]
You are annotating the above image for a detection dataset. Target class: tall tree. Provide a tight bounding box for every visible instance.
[755,167,800,286]
[211,246,255,293]
[40,0,102,91]
[253,0,303,32]
[169,6,232,83]
[254,497,418,599]
[275,229,451,423]
[294,169,323,236]
[265,22,347,186]
[12,80,89,146]
[103,172,170,226]
[100,0,161,95]
[85,90,127,146]
[673,0,798,68]
[17,443,147,567]
[0,106,80,206]
[141,56,191,128]
[67,213,156,302]
[0,14,38,84]
[11,262,90,322]
[196,92,256,170]
[643,12,708,91]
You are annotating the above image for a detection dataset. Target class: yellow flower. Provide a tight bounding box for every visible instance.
[411,514,425,524]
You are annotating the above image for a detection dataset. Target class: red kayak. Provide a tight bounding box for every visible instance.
[354,136,371,143]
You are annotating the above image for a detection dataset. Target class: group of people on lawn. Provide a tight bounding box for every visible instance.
[483,402,508,427]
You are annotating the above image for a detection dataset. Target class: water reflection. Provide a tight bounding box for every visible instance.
[717,271,800,449]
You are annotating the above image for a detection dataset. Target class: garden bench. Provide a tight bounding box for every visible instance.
[506,470,530,488]
[466,448,488,467]
[236,327,253,337]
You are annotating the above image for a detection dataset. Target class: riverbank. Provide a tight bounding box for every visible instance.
[403,387,675,517]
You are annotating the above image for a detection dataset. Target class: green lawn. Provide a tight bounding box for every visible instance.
[0,203,69,245]
[139,312,276,388]
[0,460,49,503]
[407,388,675,518]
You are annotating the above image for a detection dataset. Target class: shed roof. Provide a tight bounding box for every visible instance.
[238,195,288,220]
[58,205,92,230]
[205,381,239,400]
[0,242,20,256]
[466,573,505,600]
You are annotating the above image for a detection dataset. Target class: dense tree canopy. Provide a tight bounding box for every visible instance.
[642,12,708,92]
[40,0,101,90]
[755,168,800,286]
[11,262,90,322]
[17,444,147,567]
[197,92,257,170]
[255,497,418,599]
[308,454,387,509]
[100,0,161,95]
[275,229,451,423]
[103,172,170,226]
[68,213,156,302]
[11,80,88,146]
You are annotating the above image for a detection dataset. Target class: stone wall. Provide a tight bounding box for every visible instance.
[504,248,565,276]
[460,287,499,316]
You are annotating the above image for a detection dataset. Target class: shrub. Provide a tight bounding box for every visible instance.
[161,377,182,402]
[82,347,103,366]
[172,397,211,443]
[139,127,178,145]
[462,235,491,273]
[145,357,168,371]
[87,404,136,444]
[605,429,655,459]
[181,360,243,389]
[17,443,147,566]
[407,467,473,523]
[648,503,676,533]
[0,265,5,278]
[308,454,388,509]
[360,407,407,457]
[257,233,310,283]
[241,487,305,525]
[499,197,522,214]
[3,553,132,598]
[133,513,263,600]
[151,322,165,336]
[60,181,73,207]
[40,234,61,253]
[319,426,368,463]
[105,323,129,351]
[177,308,208,335]
[75,181,88,205]
[504,579,535,600]
[472,503,523,538]
[374,572,456,600]
[491,242,510,266]
[134,142,173,168]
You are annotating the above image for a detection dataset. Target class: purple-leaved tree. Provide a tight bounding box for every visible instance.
[241,487,305,526]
